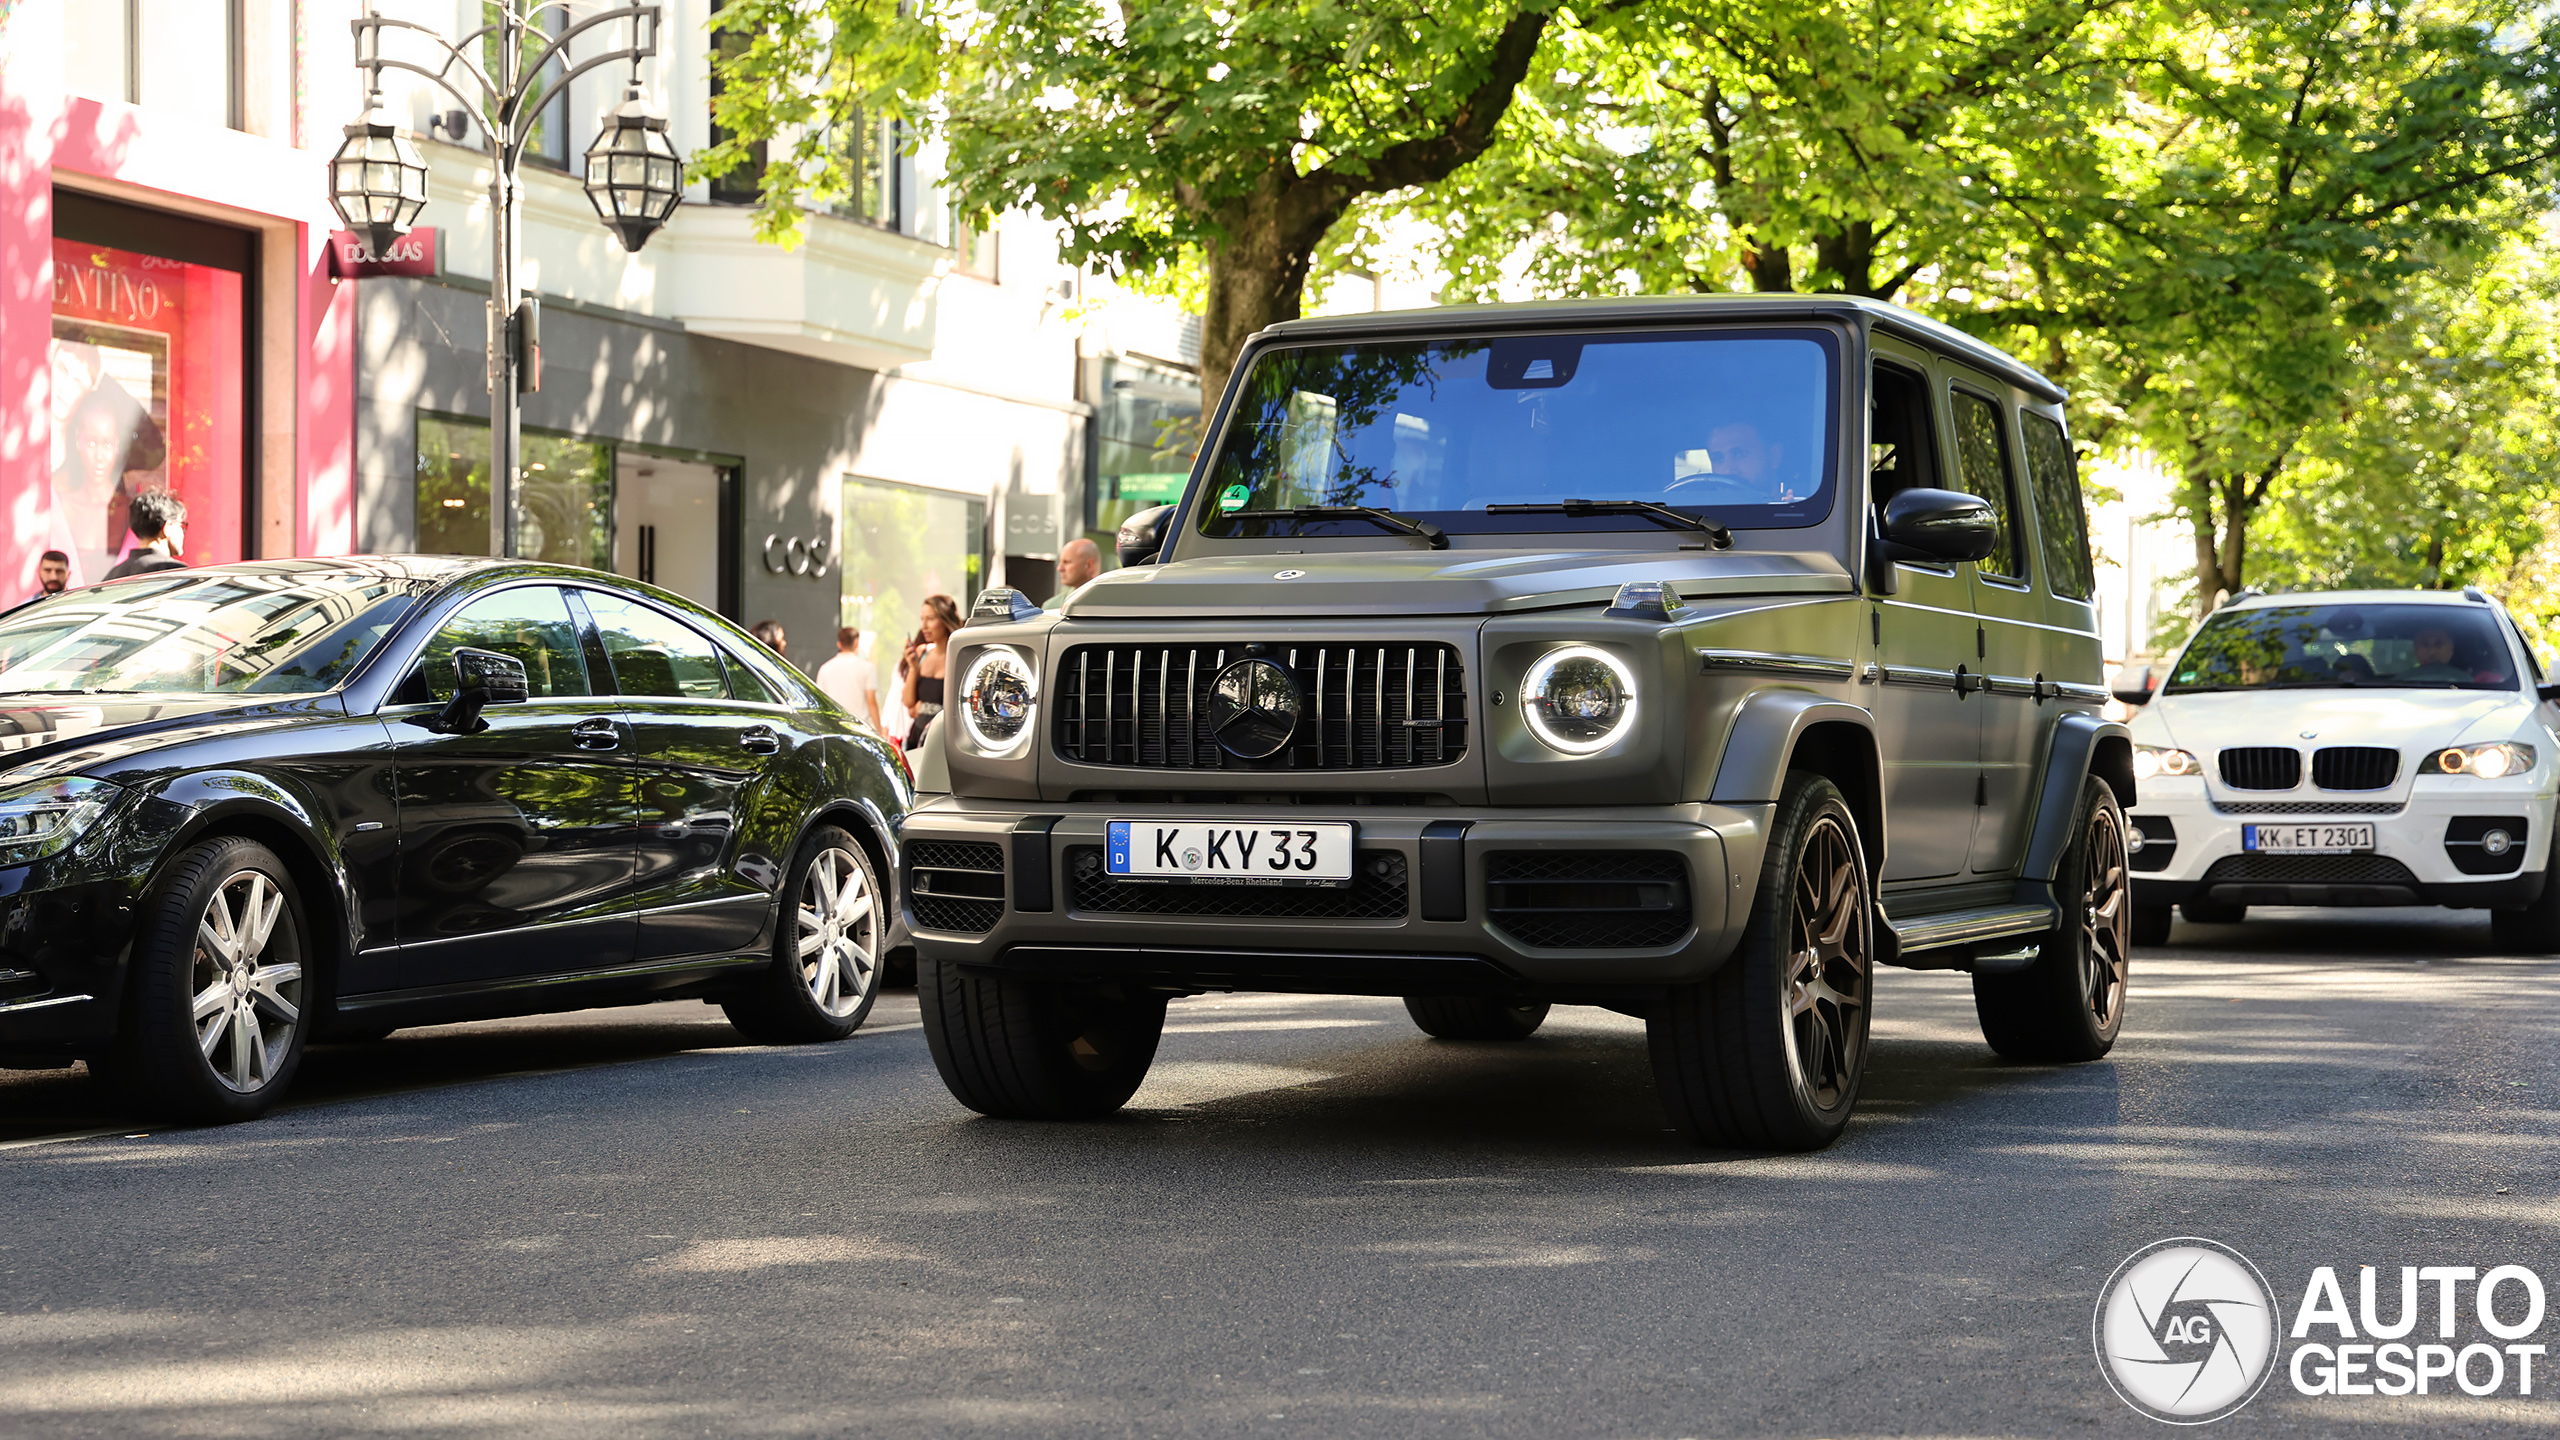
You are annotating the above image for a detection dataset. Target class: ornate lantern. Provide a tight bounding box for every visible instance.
[327,108,430,257]
[583,84,686,253]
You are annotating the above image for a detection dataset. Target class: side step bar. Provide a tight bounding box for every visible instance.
[1880,901,2056,973]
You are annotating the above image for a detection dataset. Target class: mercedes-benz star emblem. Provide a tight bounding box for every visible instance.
[1273,569,1306,580]
[1208,658,1304,759]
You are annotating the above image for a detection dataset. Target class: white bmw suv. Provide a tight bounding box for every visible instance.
[2116,589,2560,948]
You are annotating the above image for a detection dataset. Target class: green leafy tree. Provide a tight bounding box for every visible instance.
[701,1,1612,400]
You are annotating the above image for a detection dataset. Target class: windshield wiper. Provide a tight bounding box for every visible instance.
[0,688,145,697]
[1228,505,1448,550]
[1483,499,1733,548]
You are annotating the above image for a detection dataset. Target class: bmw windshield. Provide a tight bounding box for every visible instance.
[2167,603,2521,693]
[0,570,425,695]
[1193,329,1838,542]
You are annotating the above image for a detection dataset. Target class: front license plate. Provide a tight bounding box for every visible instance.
[1107,820,1356,886]
[2243,823,2375,854]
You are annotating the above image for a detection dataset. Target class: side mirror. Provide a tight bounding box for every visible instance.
[1878,488,1998,564]
[455,647,530,704]
[426,647,529,735]
[2110,663,2157,706]
[1116,504,1175,567]
[2538,682,2560,706]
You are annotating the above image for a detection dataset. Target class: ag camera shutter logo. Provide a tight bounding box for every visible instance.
[2095,1238,2282,1423]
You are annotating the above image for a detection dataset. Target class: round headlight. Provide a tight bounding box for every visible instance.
[960,646,1038,753]
[1522,645,1637,755]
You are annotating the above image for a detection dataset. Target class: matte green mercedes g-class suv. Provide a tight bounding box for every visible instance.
[904,295,2134,1150]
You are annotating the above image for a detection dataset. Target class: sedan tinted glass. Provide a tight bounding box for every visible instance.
[2169,603,2518,693]
[0,571,421,695]
[415,586,592,700]
[584,593,727,699]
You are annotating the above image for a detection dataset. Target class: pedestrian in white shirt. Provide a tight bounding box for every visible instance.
[814,626,882,732]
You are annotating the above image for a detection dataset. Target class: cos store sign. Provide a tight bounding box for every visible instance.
[763,532,832,578]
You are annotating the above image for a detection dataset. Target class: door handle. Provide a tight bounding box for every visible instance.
[571,717,621,751]
[740,725,781,755]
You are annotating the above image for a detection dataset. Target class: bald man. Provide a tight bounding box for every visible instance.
[1042,537,1102,611]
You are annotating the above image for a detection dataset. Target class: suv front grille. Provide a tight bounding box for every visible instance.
[2218,747,2302,790]
[907,840,1005,934]
[2201,854,2415,884]
[1052,642,1466,771]
[2312,746,2398,791]
[1064,846,1409,920]
[1486,851,1692,949]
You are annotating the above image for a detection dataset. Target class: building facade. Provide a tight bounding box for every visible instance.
[1,0,357,598]
[346,0,1093,700]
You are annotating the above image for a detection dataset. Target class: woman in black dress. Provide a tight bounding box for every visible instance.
[900,593,963,750]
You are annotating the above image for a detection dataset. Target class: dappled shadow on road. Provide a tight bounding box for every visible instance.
[0,994,919,1147]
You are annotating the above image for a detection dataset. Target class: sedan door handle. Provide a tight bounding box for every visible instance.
[571,717,621,751]
[740,725,781,755]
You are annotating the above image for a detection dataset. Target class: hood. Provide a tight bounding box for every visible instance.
[1064,546,1854,620]
[0,693,339,780]
[2144,687,2530,753]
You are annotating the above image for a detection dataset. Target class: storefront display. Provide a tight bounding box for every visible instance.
[48,234,246,584]
[414,413,612,568]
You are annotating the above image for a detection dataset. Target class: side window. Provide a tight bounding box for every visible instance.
[2021,412,2096,600]
[724,649,777,704]
[414,587,592,701]
[2506,614,2544,681]
[583,593,728,700]
[1868,362,1941,506]
[1950,388,2025,580]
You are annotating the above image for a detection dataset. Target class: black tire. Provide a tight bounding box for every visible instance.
[2130,903,2174,948]
[109,837,311,1124]
[1975,776,2131,1063]
[1403,995,1550,1040]
[2181,898,2245,925]
[722,826,885,1044]
[1648,772,1871,1151]
[918,956,1167,1119]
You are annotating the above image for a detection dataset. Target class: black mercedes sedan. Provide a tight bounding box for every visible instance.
[0,557,911,1122]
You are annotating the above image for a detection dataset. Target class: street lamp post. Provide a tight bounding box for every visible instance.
[330,3,684,559]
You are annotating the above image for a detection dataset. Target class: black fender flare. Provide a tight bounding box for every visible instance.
[2020,712,2135,884]
[1708,691,1884,873]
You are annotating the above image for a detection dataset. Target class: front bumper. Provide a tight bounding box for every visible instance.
[899,796,1762,997]
[2126,776,2551,911]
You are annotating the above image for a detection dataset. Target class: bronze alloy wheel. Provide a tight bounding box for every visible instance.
[2078,802,2131,1034]
[1783,812,1869,1111]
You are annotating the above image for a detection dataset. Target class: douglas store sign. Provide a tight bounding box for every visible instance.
[328,227,438,279]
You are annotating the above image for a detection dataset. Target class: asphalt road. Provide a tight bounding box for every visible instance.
[3,908,2557,1438]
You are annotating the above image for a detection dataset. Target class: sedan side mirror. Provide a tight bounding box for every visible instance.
[1878,488,1999,564]
[425,647,530,735]
[1116,504,1175,567]
[2111,664,2158,706]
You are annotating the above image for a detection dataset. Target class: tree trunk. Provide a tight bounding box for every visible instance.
[1742,240,1793,291]
[1196,170,1332,409]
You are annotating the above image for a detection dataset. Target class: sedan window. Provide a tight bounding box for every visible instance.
[584,593,727,700]
[0,572,421,695]
[414,587,592,700]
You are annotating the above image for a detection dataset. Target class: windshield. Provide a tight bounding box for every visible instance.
[0,571,426,696]
[2168,603,2520,694]
[1194,329,1837,541]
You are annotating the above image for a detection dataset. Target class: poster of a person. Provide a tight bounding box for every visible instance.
[47,337,167,585]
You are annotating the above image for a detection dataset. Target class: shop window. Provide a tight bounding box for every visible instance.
[414,414,612,570]
[839,477,985,733]
[50,192,251,586]
[64,0,242,128]
[1088,360,1203,546]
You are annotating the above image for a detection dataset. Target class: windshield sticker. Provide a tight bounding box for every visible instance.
[1218,483,1251,512]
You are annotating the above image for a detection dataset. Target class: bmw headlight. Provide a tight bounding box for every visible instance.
[960,646,1039,754]
[2133,744,2201,781]
[1522,645,1637,755]
[0,776,118,866]
[2421,742,2536,779]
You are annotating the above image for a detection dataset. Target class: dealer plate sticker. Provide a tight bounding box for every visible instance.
[1107,820,1355,886]
[2242,823,2375,854]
